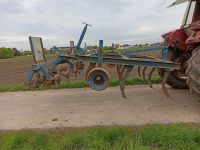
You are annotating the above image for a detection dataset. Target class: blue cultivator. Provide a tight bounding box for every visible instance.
[25,23,180,98]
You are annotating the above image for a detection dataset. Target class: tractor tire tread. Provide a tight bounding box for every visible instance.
[186,48,200,101]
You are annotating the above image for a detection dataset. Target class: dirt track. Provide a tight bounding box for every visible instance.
[0,85,199,130]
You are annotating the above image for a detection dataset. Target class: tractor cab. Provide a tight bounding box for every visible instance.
[168,0,200,27]
[162,0,200,50]
[182,0,200,27]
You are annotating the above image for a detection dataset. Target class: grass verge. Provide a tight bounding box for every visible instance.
[0,77,161,92]
[0,124,200,150]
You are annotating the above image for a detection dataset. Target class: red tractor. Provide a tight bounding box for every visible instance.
[159,0,200,101]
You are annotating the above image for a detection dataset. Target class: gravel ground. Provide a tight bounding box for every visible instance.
[0,85,199,130]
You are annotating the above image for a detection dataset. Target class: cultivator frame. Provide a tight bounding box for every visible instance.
[26,24,180,98]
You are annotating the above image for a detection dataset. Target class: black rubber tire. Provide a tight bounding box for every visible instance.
[186,47,200,101]
[158,48,188,89]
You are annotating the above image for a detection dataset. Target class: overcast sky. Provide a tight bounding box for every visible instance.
[0,0,187,50]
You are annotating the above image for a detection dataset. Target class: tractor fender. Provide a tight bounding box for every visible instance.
[186,21,200,45]
[186,30,200,45]
[162,28,188,51]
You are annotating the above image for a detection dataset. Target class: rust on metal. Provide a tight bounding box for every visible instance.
[138,66,142,77]
[162,70,171,98]
[147,67,156,89]
[142,66,148,81]
[119,66,134,98]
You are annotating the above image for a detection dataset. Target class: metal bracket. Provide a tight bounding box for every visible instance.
[27,56,68,82]
[98,40,104,66]
[161,46,169,60]
[27,64,51,82]
[76,23,92,55]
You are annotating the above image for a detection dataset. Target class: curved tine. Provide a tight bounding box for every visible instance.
[117,65,122,73]
[138,66,142,77]
[162,70,171,98]
[119,66,126,98]
[120,66,126,74]
[142,67,148,81]
[117,65,123,80]
[120,66,134,99]
[86,62,96,80]
[120,83,126,98]
[147,67,156,89]
[119,65,126,81]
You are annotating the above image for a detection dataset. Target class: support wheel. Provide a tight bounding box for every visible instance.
[87,68,111,91]
[186,47,200,101]
[158,48,188,89]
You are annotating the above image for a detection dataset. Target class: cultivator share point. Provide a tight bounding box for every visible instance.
[25,23,180,98]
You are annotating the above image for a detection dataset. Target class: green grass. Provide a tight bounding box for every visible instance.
[1,124,200,150]
[0,77,161,92]
[0,84,28,92]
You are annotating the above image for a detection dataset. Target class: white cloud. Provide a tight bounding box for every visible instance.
[0,0,187,50]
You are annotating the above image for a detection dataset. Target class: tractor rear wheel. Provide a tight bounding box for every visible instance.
[186,47,200,101]
[158,48,188,89]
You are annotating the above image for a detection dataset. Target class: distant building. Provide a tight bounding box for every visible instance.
[115,44,121,49]
[51,46,72,52]
[120,44,135,49]
[84,42,87,49]
[56,47,71,51]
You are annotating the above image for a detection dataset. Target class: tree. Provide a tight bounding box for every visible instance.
[0,47,14,59]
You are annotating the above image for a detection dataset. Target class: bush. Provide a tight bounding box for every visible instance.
[0,47,14,59]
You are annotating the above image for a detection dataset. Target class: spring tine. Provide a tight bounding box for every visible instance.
[138,66,142,77]
[142,66,147,81]
[119,66,126,98]
[117,65,122,74]
[162,70,171,98]
[147,67,156,89]
[117,65,123,80]
[120,83,126,98]
[120,66,134,98]
[86,62,96,80]
[117,65,126,98]
[118,65,125,81]
[120,66,126,75]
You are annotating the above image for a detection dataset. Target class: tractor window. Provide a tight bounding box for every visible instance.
[193,1,200,22]
[186,1,196,25]
[182,1,191,25]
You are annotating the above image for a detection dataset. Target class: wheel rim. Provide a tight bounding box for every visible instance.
[87,68,111,91]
